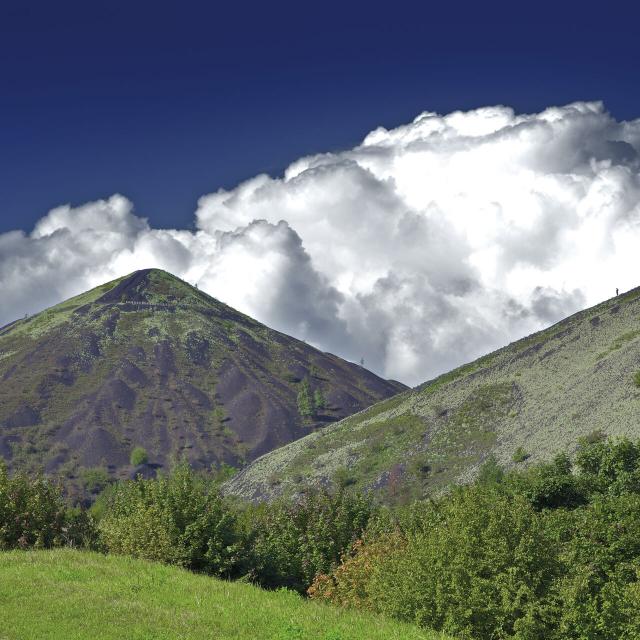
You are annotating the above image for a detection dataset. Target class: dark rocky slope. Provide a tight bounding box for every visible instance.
[0,269,405,492]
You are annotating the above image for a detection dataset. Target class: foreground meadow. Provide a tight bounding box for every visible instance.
[0,549,449,640]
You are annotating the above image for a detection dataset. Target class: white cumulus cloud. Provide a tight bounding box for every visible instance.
[1,101,640,385]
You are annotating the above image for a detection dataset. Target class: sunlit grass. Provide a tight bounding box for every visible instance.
[0,549,450,640]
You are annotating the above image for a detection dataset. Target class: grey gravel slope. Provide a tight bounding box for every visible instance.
[225,287,640,502]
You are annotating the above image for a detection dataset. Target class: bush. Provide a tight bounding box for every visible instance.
[314,388,326,411]
[313,486,560,639]
[98,463,245,577]
[0,463,96,550]
[308,533,406,609]
[575,436,640,495]
[553,493,640,638]
[297,378,314,419]
[511,446,529,463]
[312,437,640,639]
[80,466,111,494]
[247,488,373,593]
[129,446,148,466]
[477,454,504,485]
[333,466,357,489]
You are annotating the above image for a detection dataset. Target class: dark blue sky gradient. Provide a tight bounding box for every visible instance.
[1,0,639,233]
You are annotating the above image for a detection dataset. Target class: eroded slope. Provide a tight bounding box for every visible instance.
[0,269,404,493]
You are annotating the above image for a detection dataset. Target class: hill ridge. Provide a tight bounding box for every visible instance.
[224,286,640,503]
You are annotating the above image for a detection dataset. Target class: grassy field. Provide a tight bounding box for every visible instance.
[0,550,448,640]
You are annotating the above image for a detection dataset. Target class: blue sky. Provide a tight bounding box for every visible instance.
[3,1,640,383]
[2,0,639,234]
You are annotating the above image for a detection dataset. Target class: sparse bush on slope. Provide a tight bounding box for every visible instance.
[129,446,148,466]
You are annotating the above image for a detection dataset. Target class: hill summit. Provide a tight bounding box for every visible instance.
[0,269,404,495]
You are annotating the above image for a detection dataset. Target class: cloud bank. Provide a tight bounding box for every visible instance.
[2,101,640,385]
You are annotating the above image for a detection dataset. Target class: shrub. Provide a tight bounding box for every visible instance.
[314,388,326,411]
[98,463,245,577]
[129,446,148,466]
[553,493,640,638]
[312,486,561,639]
[634,370,640,388]
[0,463,96,549]
[477,454,504,485]
[308,533,406,609]
[80,466,111,494]
[511,446,529,463]
[297,378,313,419]
[333,466,357,489]
[247,488,374,593]
[575,436,640,495]
[524,473,587,511]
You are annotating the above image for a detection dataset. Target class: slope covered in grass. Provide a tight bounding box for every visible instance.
[0,550,447,640]
[226,287,640,502]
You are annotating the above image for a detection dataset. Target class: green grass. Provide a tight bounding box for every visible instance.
[0,550,448,640]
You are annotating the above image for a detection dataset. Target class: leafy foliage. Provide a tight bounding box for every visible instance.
[297,377,314,419]
[314,388,326,411]
[310,436,640,639]
[129,446,148,466]
[98,463,244,577]
[0,463,96,549]
[245,488,373,593]
[5,435,640,639]
[80,466,111,494]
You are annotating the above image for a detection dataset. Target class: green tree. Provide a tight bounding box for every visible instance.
[98,463,245,577]
[247,488,374,593]
[554,493,640,638]
[0,462,96,550]
[129,446,148,466]
[314,387,326,412]
[297,377,313,419]
[331,486,561,639]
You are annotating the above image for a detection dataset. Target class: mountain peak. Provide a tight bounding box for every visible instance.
[95,269,205,306]
[0,271,405,497]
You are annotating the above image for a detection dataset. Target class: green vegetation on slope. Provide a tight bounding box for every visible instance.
[0,461,374,597]
[225,286,640,502]
[310,436,640,640]
[0,550,447,640]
